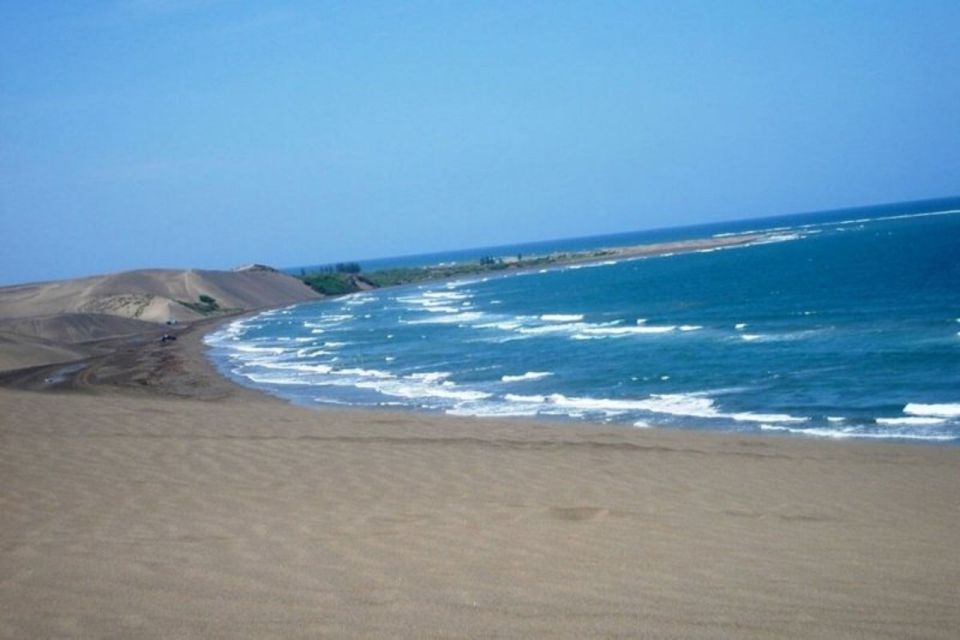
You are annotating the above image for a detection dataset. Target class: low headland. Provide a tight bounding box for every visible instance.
[1,234,959,638]
[297,231,772,295]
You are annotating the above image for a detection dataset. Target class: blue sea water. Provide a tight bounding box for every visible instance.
[209,198,960,443]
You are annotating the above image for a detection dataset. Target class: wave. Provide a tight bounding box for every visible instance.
[498,391,805,423]
[403,312,487,325]
[407,371,451,384]
[342,295,376,306]
[540,314,583,322]
[355,378,492,402]
[501,371,554,383]
[739,329,823,343]
[333,367,395,379]
[760,424,956,442]
[231,344,289,355]
[619,393,807,423]
[445,403,541,418]
[904,402,960,418]
[876,417,946,426]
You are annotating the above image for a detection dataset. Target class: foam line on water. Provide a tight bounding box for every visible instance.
[760,424,956,442]
[904,403,960,418]
[501,371,554,383]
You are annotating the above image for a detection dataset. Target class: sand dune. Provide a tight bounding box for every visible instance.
[0,323,958,638]
[0,267,319,323]
[0,266,319,371]
[0,330,86,371]
[0,312,158,344]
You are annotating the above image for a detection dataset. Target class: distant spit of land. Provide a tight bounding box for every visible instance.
[300,231,773,295]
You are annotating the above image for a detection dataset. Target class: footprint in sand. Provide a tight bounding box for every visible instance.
[548,506,609,522]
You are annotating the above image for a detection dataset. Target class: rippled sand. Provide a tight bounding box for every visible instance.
[1,325,958,638]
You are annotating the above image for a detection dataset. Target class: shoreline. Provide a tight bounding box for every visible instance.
[3,307,960,637]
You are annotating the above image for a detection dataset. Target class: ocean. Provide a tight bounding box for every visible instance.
[208,198,960,443]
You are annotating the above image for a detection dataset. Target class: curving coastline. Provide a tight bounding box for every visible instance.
[2,309,960,637]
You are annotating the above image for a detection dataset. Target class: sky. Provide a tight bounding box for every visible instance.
[1,1,959,285]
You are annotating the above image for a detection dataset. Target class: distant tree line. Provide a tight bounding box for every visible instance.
[310,262,362,274]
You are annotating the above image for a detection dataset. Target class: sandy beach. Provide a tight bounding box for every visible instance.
[1,319,958,638]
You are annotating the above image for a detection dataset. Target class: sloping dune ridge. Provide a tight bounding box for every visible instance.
[0,266,320,371]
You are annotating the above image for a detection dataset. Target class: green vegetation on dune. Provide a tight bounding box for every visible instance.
[178,294,221,314]
[301,273,364,295]
[177,294,242,316]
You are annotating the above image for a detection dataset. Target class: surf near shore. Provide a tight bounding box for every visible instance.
[2,308,959,637]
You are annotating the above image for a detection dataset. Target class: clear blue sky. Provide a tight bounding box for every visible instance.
[2,1,958,285]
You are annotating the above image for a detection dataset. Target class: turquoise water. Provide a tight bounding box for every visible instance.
[209,198,960,442]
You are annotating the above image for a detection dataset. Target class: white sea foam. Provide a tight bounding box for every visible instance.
[516,323,589,336]
[343,295,376,306]
[333,367,395,379]
[876,417,946,426]
[505,393,547,403]
[739,330,822,343]
[407,371,451,384]
[295,348,333,358]
[903,402,960,418]
[244,373,306,386]
[583,325,676,336]
[616,393,808,423]
[679,325,703,331]
[729,412,807,424]
[580,260,618,268]
[422,291,470,300]
[474,319,526,331]
[404,312,486,325]
[627,393,721,418]
[355,379,491,402]
[445,402,540,418]
[501,371,554,383]
[540,314,583,322]
[735,323,747,330]
[544,394,657,413]
[256,362,334,374]
[760,424,955,442]
[746,232,803,245]
[233,345,288,354]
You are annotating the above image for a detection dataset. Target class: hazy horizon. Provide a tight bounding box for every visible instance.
[3,2,959,285]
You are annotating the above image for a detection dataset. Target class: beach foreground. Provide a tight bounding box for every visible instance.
[1,325,959,638]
